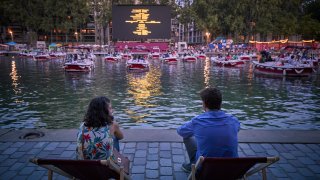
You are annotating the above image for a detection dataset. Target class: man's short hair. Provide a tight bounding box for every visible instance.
[200,87,222,110]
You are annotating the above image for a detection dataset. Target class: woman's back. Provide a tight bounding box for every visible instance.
[76,123,114,160]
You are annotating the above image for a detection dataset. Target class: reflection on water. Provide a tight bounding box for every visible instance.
[126,65,162,123]
[0,56,319,129]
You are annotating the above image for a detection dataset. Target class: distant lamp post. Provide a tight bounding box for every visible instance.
[75,32,78,42]
[9,30,13,42]
[205,32,211,44]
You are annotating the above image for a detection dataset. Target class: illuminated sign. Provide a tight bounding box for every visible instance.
[112,5,171,40]
[125,9,161,36]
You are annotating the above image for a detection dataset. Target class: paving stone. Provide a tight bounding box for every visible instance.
[160,143,171,150]
[278,163,297,173]
[2,147,18,155]
[57,142,71,148]
[290,150,305,157]
[0,166,9,175]
[172,148,183,155]
[160,167,173,175]
[34,142,47,149]
[123,148,135,154]
[250,144,265,153]
[60,151,74,158]
[135,150,147,157]
[149,142,159,147]
[11,142,25,148]
[146,169,159,178]
[172,155,185,163]
[0,142,13,151]
[14,175,30,180]
[239,143,250,149]
[19,166,36,175]
[19,142,37,151]
[10,151,26,158]
[131,165,145,173]
[136,142,148,149]
[160,176,174,180]
[2,158,18,166]
[260,143,274,149]
[171,143,182,148]
[146,161,158,169]
[131,173,145,180]
[272,144,287,152]
[65,143,77,151]
[288,160,307,168]
[287,172,307,180]
[266,149,280,156]
[173,163,183,172]
[297,168,315,177]
[160,150,171,158]
[283,144,298,151]
[134,157,147,165]
[1,170,17,179]
[269,167,288,178]
[294,144,313,153]
[306,144,320,151]
[306,152,320,161]
[297,157,316,165]
[26,148,42,155]
[27,170,46,180]
[147,154,159,161]
[43,142,59,151]
[308,164,320,174]
[0,154,9,162]
[149,147,158,154]
[243,149,256,156]
[280,152,296,160]
[174,172,188,180]
[125,142,136,148]
[50,147,66,155]
[160,158,172,166]
[9,162,25,171]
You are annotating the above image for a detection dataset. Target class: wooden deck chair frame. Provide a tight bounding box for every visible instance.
[188,156,279,180]
[30,158,130,180]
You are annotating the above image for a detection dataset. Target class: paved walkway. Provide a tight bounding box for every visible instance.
[0,129,320,179]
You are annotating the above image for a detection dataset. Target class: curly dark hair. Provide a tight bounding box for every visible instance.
[200,87,222,110]
[83,96,113,128]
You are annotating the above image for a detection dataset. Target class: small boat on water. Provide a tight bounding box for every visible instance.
[126,54,149,71]
[181,55,197,62]
[211,55,245,67]
[104,54,121,62]
[161,53,179,64]
[64,48,95,72]
[252,61,315,76]
[33,51,51,60]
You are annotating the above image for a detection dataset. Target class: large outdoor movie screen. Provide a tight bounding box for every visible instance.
[112,5,171,40]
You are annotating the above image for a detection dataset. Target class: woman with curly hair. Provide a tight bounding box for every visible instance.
[76,96,124,159]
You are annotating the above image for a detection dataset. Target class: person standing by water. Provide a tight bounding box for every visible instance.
[177,87,240,173]
[76,96,124,159]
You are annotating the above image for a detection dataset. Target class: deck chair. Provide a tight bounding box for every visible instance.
[30,158,130,180]
[188,156,279,180]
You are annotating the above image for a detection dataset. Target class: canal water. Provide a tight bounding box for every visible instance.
[0,56,319,130]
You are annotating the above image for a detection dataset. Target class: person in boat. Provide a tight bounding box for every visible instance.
[76,96,124,160]
[177,87,240,173]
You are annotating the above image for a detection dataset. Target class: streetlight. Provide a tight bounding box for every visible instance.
[75,32,78,42]
[9,30,13,42]
[205,32,211,44]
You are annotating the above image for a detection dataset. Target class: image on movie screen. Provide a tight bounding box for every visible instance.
[112,5,171,40]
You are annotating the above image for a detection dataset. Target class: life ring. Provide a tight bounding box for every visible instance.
[295,69,304,74]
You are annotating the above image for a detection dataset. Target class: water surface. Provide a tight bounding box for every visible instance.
[0,56,319,129]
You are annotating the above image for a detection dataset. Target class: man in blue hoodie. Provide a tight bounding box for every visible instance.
[177,87,240,173]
